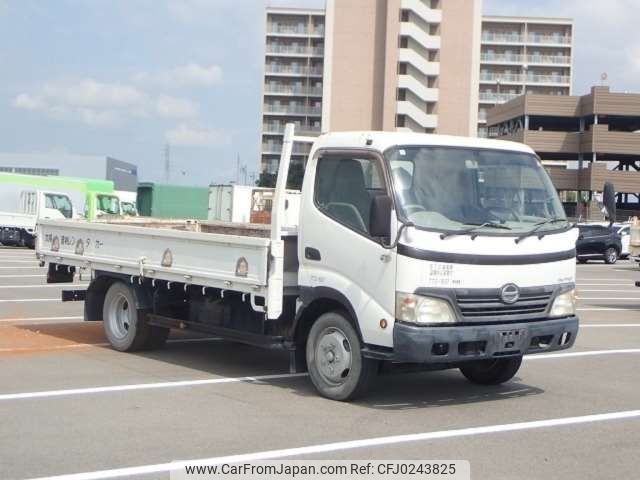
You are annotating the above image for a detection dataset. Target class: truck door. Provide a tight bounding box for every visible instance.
[299,151,396,347]
[42,193,73,219]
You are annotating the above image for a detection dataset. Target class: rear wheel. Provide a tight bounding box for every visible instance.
[306,311,377,401]
[103,282,150,351]
[604,247,618,264]
[459,356,522,385]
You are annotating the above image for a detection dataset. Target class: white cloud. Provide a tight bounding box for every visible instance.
[13,79,202,126]
[44,79,146,109]
[155,95,199,118]
[135,63,223,88]
[165,124,229,147]
[13,93,44,110]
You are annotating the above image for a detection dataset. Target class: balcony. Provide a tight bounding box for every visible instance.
[480,53,525,64]
[525,74,571,85]
[481,32,525,44]
[262,142,312,155]
[263,104,322,116]
[263,123,321,136]
[264,85,323,96]
[265,64,323,77]
[479,92,520,103]
[265,45,324,57]
[526,54,571,66]
[527,34,571,45]
[266,24,324,37]
[480,73,524,83]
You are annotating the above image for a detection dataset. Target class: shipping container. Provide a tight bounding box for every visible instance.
[137,183,209,219]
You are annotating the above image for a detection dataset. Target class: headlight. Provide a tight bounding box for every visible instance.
[549,289,576,318]
[396,292,456,324]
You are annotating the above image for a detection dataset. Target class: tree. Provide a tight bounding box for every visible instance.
[255,161,305,190]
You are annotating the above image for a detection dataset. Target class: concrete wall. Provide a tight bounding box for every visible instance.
[438,0,481,136]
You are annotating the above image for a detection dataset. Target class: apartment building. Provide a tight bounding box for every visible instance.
[487,86,640,219]
[260,0,482,173]
[323,0,481,136]
[261,8,325,173]
[478,16,573,137]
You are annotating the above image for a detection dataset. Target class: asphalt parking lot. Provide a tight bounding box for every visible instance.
[0,246,638,480]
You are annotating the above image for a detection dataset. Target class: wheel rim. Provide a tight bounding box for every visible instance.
[608,250,617,263]
[315,327,353,386]
[107,293,132,340]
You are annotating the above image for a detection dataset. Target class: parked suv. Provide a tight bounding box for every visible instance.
[576,224,622,264]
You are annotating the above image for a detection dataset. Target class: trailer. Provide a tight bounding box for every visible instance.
[38,124,583,400]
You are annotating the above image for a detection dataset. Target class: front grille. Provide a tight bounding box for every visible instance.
[456,289,553,320]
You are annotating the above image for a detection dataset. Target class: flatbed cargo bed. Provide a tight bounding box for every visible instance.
[37,218,298,305]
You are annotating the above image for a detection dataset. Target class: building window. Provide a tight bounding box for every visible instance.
[0,167,59,176]
[396,115,406,128]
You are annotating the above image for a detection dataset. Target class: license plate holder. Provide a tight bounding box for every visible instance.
[497,329,526,351]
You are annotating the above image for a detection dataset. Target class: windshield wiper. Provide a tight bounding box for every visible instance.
[440,222,512,240]
[514,218,568,244]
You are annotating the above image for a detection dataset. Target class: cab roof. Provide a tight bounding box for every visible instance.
[309,131,536,156]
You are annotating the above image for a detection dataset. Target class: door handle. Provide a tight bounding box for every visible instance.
[305,247,321,261]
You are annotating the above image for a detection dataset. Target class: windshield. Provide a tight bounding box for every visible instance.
[44,194,73,219]
[96,195,121,215]
[386,146,567,234]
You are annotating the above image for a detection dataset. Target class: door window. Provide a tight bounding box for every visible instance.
[315,156,386,235]
[45,194,73,218]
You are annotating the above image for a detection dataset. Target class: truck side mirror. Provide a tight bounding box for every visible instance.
[370,195,392,239]
[603,182,616,225]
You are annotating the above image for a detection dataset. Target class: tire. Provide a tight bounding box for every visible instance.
[604,247,618,265]
[103,282,151,352]
[577,258,588,264]
[306,311,377,401]
[459,356,522,385]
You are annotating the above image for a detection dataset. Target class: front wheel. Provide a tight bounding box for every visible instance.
[306,311,377,401]
[604,247,618,264]
[459,356,522,385]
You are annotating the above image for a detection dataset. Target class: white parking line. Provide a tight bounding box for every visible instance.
[0,337,221,354]
[0,284,85,289]
[0,274,46,278]
[25,409,640,480]
[0,260,40,263]
[0,266,42,269]
[0,316,84,323]
[577,297,639,301]
[0,372,307,401]
[582,324,640,328]
[525,349,640,360]
[2,348,639,403]
[0,298,60,303]
[577,307,640,311]
[577,289,639,292]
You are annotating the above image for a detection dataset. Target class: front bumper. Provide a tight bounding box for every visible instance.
[393,316,578,364]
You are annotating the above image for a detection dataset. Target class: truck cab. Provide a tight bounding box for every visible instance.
[293,132,579,398]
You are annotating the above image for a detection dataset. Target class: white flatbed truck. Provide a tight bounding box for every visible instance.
[37,125,582,400]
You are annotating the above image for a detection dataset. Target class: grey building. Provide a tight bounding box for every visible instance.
[0,153,138,192]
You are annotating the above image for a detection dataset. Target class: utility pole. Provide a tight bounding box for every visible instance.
[164,143,171,183]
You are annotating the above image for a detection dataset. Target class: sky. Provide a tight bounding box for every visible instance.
[0,0,638,186]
